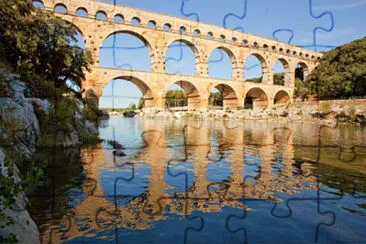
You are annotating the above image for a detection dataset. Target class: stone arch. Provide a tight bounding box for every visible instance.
[32,0,44,8]
[165,39,200,75]
[295,62,309,81]
[274,90,291,105]
[114,14,124,23]
[61,20,86,49]
[100,30,153,62]
[167,81,200,110]
[54,3,67,13]
[96,10,107,20]
[244,87,268,110]
[99,76,155,108]
[273,58,290,86]
[213,84,238,109]
[245,52,268,82]
[76,7,88,17]
[209,46,237,80]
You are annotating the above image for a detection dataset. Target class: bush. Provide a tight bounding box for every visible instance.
[320,102,332,114]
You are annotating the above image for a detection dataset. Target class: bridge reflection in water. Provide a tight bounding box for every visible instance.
[30,118,366,243]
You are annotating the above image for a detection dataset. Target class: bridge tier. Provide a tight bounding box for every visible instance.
[37,0,324,109]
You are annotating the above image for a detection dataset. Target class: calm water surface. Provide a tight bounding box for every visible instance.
[29,117,366,243]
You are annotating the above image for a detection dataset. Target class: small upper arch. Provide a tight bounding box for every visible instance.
[32,0,45,8]
[96,10,107,20]
[76,7,88,17]
[54,3,67,13]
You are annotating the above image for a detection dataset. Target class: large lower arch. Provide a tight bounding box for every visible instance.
[99,30,153,69]
[274,90,291,105]
[165,39,199,75]
[213,84,238,109]
[99,76,155,108]
[167,81,200,110]
[244,87,268,110]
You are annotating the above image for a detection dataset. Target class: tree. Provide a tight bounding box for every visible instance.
[0,0,92,98]
[165,90,187,107]
[307,37,366,99]
[273,73,285,86]
[138,97,144,109]
[209,92,223,106]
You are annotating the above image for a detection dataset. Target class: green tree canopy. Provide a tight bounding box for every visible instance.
[0,0,92,97]
[307,37,366,99]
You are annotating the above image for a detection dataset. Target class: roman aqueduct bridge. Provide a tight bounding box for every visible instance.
[37,0,323,110]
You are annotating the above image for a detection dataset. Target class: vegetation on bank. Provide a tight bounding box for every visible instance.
[0,1,99,241]
[307,37,366,99]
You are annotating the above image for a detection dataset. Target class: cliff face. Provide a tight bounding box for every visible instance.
[0,73,99,242]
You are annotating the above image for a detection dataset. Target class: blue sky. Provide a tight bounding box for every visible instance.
[43,0,366,108]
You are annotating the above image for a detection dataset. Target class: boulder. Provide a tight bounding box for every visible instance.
[0,148,40,244]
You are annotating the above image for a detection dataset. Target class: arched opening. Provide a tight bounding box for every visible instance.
[210,84,237,110]
[131,17,141,26]
[76,7,88,17]
[96,11,107,20]
[114,14,124,23]
[294,62,309,99]
[32,1,44,8]
[62,20,86,49]
[166,81,200,110]
[54,3,67,13]
[274,91,291,105]
[206,32,213,39]
[163,23,172,31]
[165,40,198,75]
[147,20,156,29]
[244,54,267,83]
[99,31,151,70]
[193,29,200,37]
[209,47,236,80]
[179,26,186,34]
[273,59,289,86]
[245,88,268,110]
[99,77,154,110]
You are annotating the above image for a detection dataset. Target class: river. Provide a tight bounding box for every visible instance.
[29,117,366,243]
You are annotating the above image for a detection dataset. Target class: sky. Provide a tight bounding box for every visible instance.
[37,0,366,108]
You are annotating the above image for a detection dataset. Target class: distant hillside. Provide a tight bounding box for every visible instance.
[307,37,366,99]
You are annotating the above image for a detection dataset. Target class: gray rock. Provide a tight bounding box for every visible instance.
[85,121,98,134]
[0,148,40,244]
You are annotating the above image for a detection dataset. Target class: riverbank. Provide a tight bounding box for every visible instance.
[0,74,99,242]
[133,100,366,126]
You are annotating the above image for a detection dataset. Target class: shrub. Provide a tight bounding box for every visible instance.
[320,102,332,114]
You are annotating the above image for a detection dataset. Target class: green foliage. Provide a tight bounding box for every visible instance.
[246,76,263,83]
[273,73,285,86]
[320,103,332,114]
[138,98,144,109]
[295,77,309,98]
[83,91,100,123]
[307,37,366,99]
[0,157,21,243]
[38,97,78,147]
[0,0,92,98]
[209,92,223,106]
[166,90,188,108]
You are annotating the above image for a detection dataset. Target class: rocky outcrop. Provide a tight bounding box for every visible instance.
[0,75,40,242]
[0,148,40,243]
[0,74,99,242]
